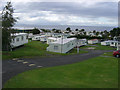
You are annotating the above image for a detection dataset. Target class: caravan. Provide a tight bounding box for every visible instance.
[11,33,28,48]
[47,38,77,53]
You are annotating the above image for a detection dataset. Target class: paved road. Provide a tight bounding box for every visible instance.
[2,49,113,87]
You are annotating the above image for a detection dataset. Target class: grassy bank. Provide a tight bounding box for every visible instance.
[4,52,118,88]
[2,41,88,60]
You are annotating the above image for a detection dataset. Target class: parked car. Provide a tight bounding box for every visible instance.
[113,50,120,58]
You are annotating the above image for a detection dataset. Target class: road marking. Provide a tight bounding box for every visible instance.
[28,64,35,66]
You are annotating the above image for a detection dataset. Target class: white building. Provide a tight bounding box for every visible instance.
[52,33,69,38]
[47,38,77,53]
[32,35,48,42]
[77,39,87,47]
[88,39,99,44]
[28,33,34,39]
[11,33,28,48]
[86,31,95,36]
[110,41,119,47]
[45,33,52,37]
[101,40,112,46]
[32,36,41,41]
[117,42,120,50]
[39,35,48,42]
[47,37,61,44]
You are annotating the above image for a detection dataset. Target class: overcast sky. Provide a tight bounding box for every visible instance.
[0,0,119,27]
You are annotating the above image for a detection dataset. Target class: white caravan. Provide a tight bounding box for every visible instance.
[11,33,28,48]
[32,36,41,41]
[77,39,87,47]
[47,38,77,53]
[101,40,112,46]
[88,39,99,44]
[47,37,61,44]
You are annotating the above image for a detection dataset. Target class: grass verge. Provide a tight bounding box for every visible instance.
[4,52,118,88]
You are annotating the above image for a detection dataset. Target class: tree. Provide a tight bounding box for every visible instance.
[2,2,18,51]
[55,30,61,33]
[93,30,96,35]
[66,27,71,32]
[75,29,79,31]
[110,27,120,37]
[80,29,85,32]
[32,28,40,35]
[96,32,99,36]
[83,31,86,35]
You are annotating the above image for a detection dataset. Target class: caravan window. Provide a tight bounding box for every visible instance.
[111,42,114,44]
[54,45,58,50]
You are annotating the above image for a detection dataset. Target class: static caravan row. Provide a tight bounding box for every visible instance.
[47,38,77,53]
[11,33,28,48]
[101,40,119,47]
[52,33,69,39]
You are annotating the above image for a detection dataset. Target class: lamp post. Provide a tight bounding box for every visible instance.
[77,40,79,53]
[61,34,63,53]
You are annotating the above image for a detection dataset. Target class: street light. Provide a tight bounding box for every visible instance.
[77,39,79,53]
[61,34,63,53]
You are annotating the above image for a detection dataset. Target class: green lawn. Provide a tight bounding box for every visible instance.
[2,41,88,60]
[80,43,116,50]
[4,53,118,88]
[103,52,114,57]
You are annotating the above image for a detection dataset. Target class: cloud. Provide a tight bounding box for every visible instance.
[1,1,118,27]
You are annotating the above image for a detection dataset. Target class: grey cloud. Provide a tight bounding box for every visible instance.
[1,2,117,26]
[13,2,118,19]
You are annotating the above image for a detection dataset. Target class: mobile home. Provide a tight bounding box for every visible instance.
[77,39,87,47]
[47,37,61,44]
[11,33,28,48]
[110,41,119,47]
[88,39,99,44]
[101,40,111,46]
[28,33,34,39]
[47,38,77,53]
[117,42,120,50]
[39,35,48,42]
[32,36,41,41]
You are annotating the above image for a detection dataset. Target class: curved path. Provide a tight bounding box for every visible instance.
[2,49,113,86]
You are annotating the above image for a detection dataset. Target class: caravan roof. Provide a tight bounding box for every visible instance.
[52,38,76,44]
[11,33,27,36]
[48,37,61,40]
